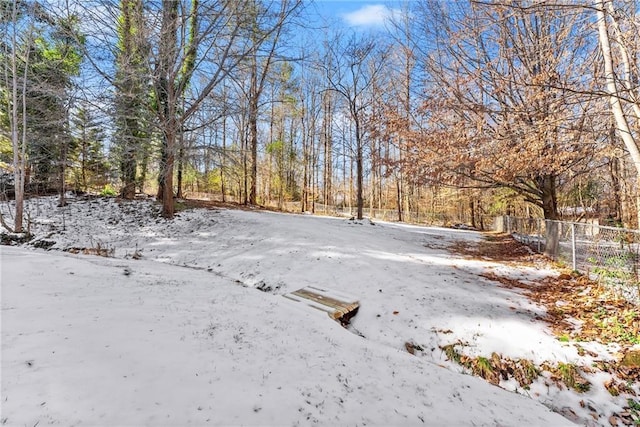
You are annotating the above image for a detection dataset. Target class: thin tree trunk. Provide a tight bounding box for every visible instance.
[221,114,227,202]
[58,135,67,207]
[354,113,363,220]
[596,0,640,228]
[138,147,149,194]
[122,134,137,199]
[609,156,623,223]
[470,199,476,229]
[248,67,258,205]
[243,123,249,205]
[301,114,308,212]
[176,144,184,199]
[396,178,402,222]
[162,116,176,217]
[322,92,333,207]
[10,4,31,233]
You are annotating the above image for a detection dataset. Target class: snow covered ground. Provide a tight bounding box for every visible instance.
[0,195,632,425]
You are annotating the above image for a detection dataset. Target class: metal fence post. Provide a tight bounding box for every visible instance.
[545,220,559,259]
[571,223,577,271]
[537,219,542,253]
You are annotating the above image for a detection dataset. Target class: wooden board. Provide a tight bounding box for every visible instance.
[284,286,359,321]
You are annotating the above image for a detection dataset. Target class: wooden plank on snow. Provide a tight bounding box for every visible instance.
[284,286,359,321]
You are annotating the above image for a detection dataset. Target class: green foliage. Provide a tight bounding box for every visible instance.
[592,266,630,280]
[473,356,495,380]
[516,359,540,386]
[266,140,284,155]
[589,250,638,297]
[592,310,640,345]
[177,164,199,193]
[35,36,81,77]
[563,178,602,208]
[0,84,8,130]
[1,9,86,189]
[69,105,109,191]
[484,188,528,216]
[283,94,297,106]
[100,184,118,197]
[178,0,199,88]
[114,0,152,196]
[555,363,591,392]
[0,134,11,163]
[117,0,142,51]
[440,342,468,366]
[205,170,223,192]
[627,399,640,426]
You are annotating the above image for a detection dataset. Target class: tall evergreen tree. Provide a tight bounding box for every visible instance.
[114,0,149,199]
[71,103,107,192]
[27,13,82,206]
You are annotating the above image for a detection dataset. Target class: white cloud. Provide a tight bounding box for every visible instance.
[341,4,393,27]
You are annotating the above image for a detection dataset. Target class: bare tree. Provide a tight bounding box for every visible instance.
[386,3,419,221]
[320,84,334,208]
[397,0,596,220]
[324,33,388,219]
[242,0,301,205]
[2,2,80,227]
[151,0,305,217]
[2,0,32,232]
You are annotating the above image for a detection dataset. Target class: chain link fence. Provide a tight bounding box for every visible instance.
[185,192,639,302]
[310,203,479,227]
[496,216,640,304]
[183,193,478,226]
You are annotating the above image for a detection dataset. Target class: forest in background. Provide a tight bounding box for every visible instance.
[2,0,640,231]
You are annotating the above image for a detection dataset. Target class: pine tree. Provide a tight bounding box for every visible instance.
[114,0,149,199]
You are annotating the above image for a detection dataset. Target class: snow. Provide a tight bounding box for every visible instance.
[0,195,627,425]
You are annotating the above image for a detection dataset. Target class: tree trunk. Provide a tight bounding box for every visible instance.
[396,176,402,222]
[122,140,137,199]
[354,113,363,220]
[539,174,558,220]
[322,93,333,207]
[176,144,184,199]
[157,71,176,215]
[80,125,88,192]
[243,126,249,205]
[162,118,176,217]
[248,90,258,205]
[609,156,623,224]
[58,136,68,207]
[11,4,31,233]
[596,0,640,229]
[470,199,476,228]
[301,112,309,212]
[221,114,227,202]
[138,147,149,194]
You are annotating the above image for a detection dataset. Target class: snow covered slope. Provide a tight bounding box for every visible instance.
[1,195,615,425]
[2,246,570,426]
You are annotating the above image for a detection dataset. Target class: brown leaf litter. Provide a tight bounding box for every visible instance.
[447,233,640,425]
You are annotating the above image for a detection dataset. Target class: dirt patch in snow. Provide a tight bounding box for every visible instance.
[179,198,285,214]
[457,234,640,425]
[451,232,547,265]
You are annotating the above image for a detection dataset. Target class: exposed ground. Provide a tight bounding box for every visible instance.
[452,234,640,426]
